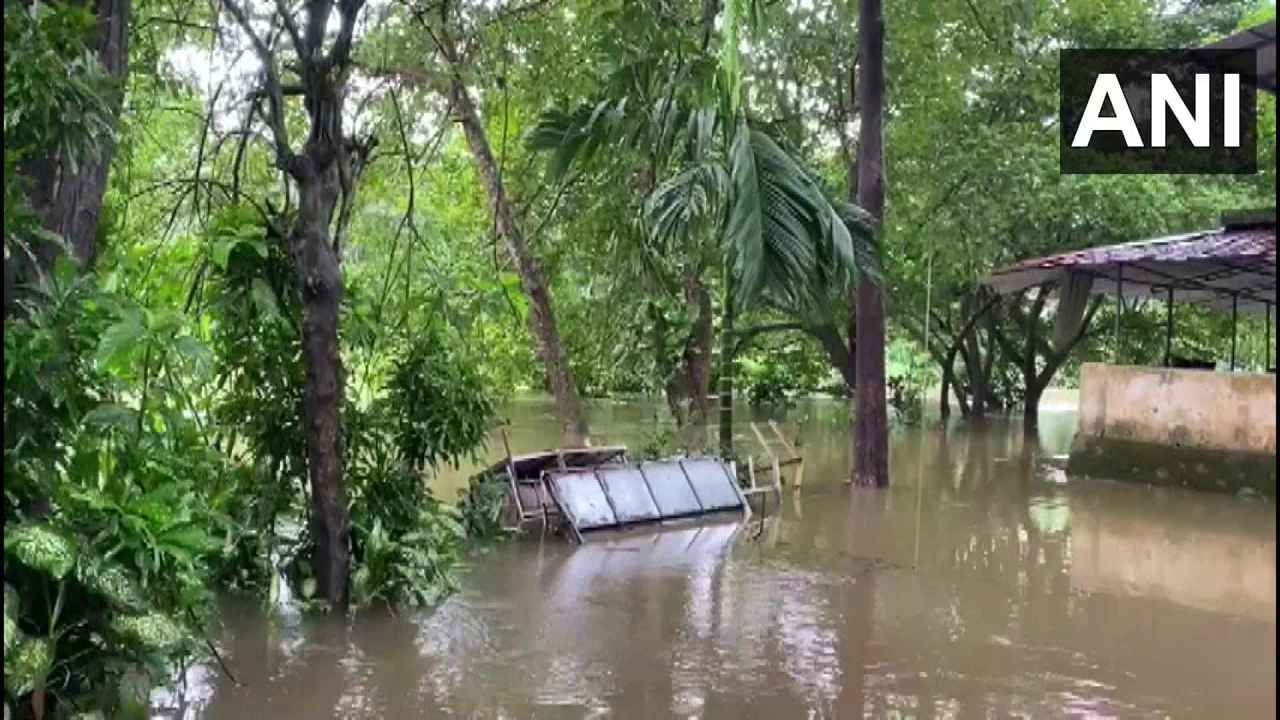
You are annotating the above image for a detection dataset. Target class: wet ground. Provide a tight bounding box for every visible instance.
[158,397,1276,718]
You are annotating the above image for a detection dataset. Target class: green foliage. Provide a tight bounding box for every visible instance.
[738,337,831,407]
[2,274,242,712]
[886,339,931,426]
[385,333,496,470]
[3,0,1275,711]
[342,332,495,607]
[344,412,468,608]
[637,423,682,459]
[109,613,188,652]
[2,1,113,164]
[349,500,469,608]
[197,207,305,591]
[3,0,115,259]
[4,525,77,581]
[5,637,53,698]
[726,124,874,311]
[457,471,510,540]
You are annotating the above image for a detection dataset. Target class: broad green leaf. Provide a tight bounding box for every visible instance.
[4,524,76,580]
[173,335,214,372]
[77,558,147,611]
[3,614,19,659]
[158,523,215,553]
[111,612,187,650]
[96,311,145,368]
[4,637,52,696]
[250,278,282,322]
[210,235,266,269]
[83,402,137,430]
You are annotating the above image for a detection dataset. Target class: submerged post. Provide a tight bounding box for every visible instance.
[1165,286,1174,367]
[1231,294,1239,371]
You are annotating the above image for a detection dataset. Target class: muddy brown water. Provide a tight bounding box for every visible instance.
[156,396,1276,719]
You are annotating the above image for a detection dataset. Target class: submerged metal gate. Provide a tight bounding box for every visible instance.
[544,458,750,542]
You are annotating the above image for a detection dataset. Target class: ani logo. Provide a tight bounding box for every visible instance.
[1060,49,1258,174]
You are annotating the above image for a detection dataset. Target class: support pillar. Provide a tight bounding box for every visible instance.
[1165,286,1174,367]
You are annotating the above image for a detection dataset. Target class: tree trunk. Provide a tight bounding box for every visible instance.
[962,298,988,417]
[679,272,713,451]
[978,311,999,409]
[718,272,737,458]
[5,0,130,311]
[449,78,588,447]
[290,165,350,610]
[649,302,686,426]
[963,330,986,416]
[939,341,959,421]
[810,322,856,392]
[852,0,889,487]
[218,0,368,613]
[1023,296,1101,435]
[1022,380,1044,435]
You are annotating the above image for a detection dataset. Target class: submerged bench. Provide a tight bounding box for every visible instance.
[544,458,750,542]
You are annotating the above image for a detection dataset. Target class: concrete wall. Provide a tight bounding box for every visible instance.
[1076,363,1276,454]
[1069,363,1277,495]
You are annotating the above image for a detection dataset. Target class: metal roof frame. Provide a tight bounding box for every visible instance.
[984,219,1276,316]
[1201,20,1277,94]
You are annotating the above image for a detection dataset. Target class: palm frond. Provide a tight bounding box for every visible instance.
[643,161,731,251]
[525,98,630,182]
[725,123,880,312]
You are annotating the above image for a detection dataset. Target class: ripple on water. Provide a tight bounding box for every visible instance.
[162,401,1276,719]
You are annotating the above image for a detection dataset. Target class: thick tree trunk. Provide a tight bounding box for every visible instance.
[290,166,350,610]
[978,313,999,408]
[962,320,987,418]
[852,0,889,487]
[718,273,737,458]
[963,335,986,416]
[5,0,130,312]
[220,0,367,614]
[1022,296,1100,436]
[449,79,588,447]
[1022,381,1044,435]
[939,342,958,421]
[961,295,1000,417]
[679,272,713,451]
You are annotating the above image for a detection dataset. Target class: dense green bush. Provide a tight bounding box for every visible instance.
[3,266,240,716]
[457,470,511,541]
[344,334,496,607]
[886,338,932,426]
[738,337,833,407]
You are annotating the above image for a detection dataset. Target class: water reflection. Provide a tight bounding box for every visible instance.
[162,398,1276,719]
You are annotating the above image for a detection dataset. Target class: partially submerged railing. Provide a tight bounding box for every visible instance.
[746,420,803,491]
[485,433,762,542]
[544,458,750,542]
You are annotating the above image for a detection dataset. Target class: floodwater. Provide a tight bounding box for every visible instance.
[158,396,1276,719]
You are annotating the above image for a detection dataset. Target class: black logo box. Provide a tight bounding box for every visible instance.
[1060,48,1258,174]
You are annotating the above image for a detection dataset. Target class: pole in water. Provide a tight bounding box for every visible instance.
[1165,286,1174,367]
[913,237,933,571]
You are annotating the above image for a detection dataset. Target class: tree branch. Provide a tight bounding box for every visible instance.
[221,0,292,161]
[273,0,306,57]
